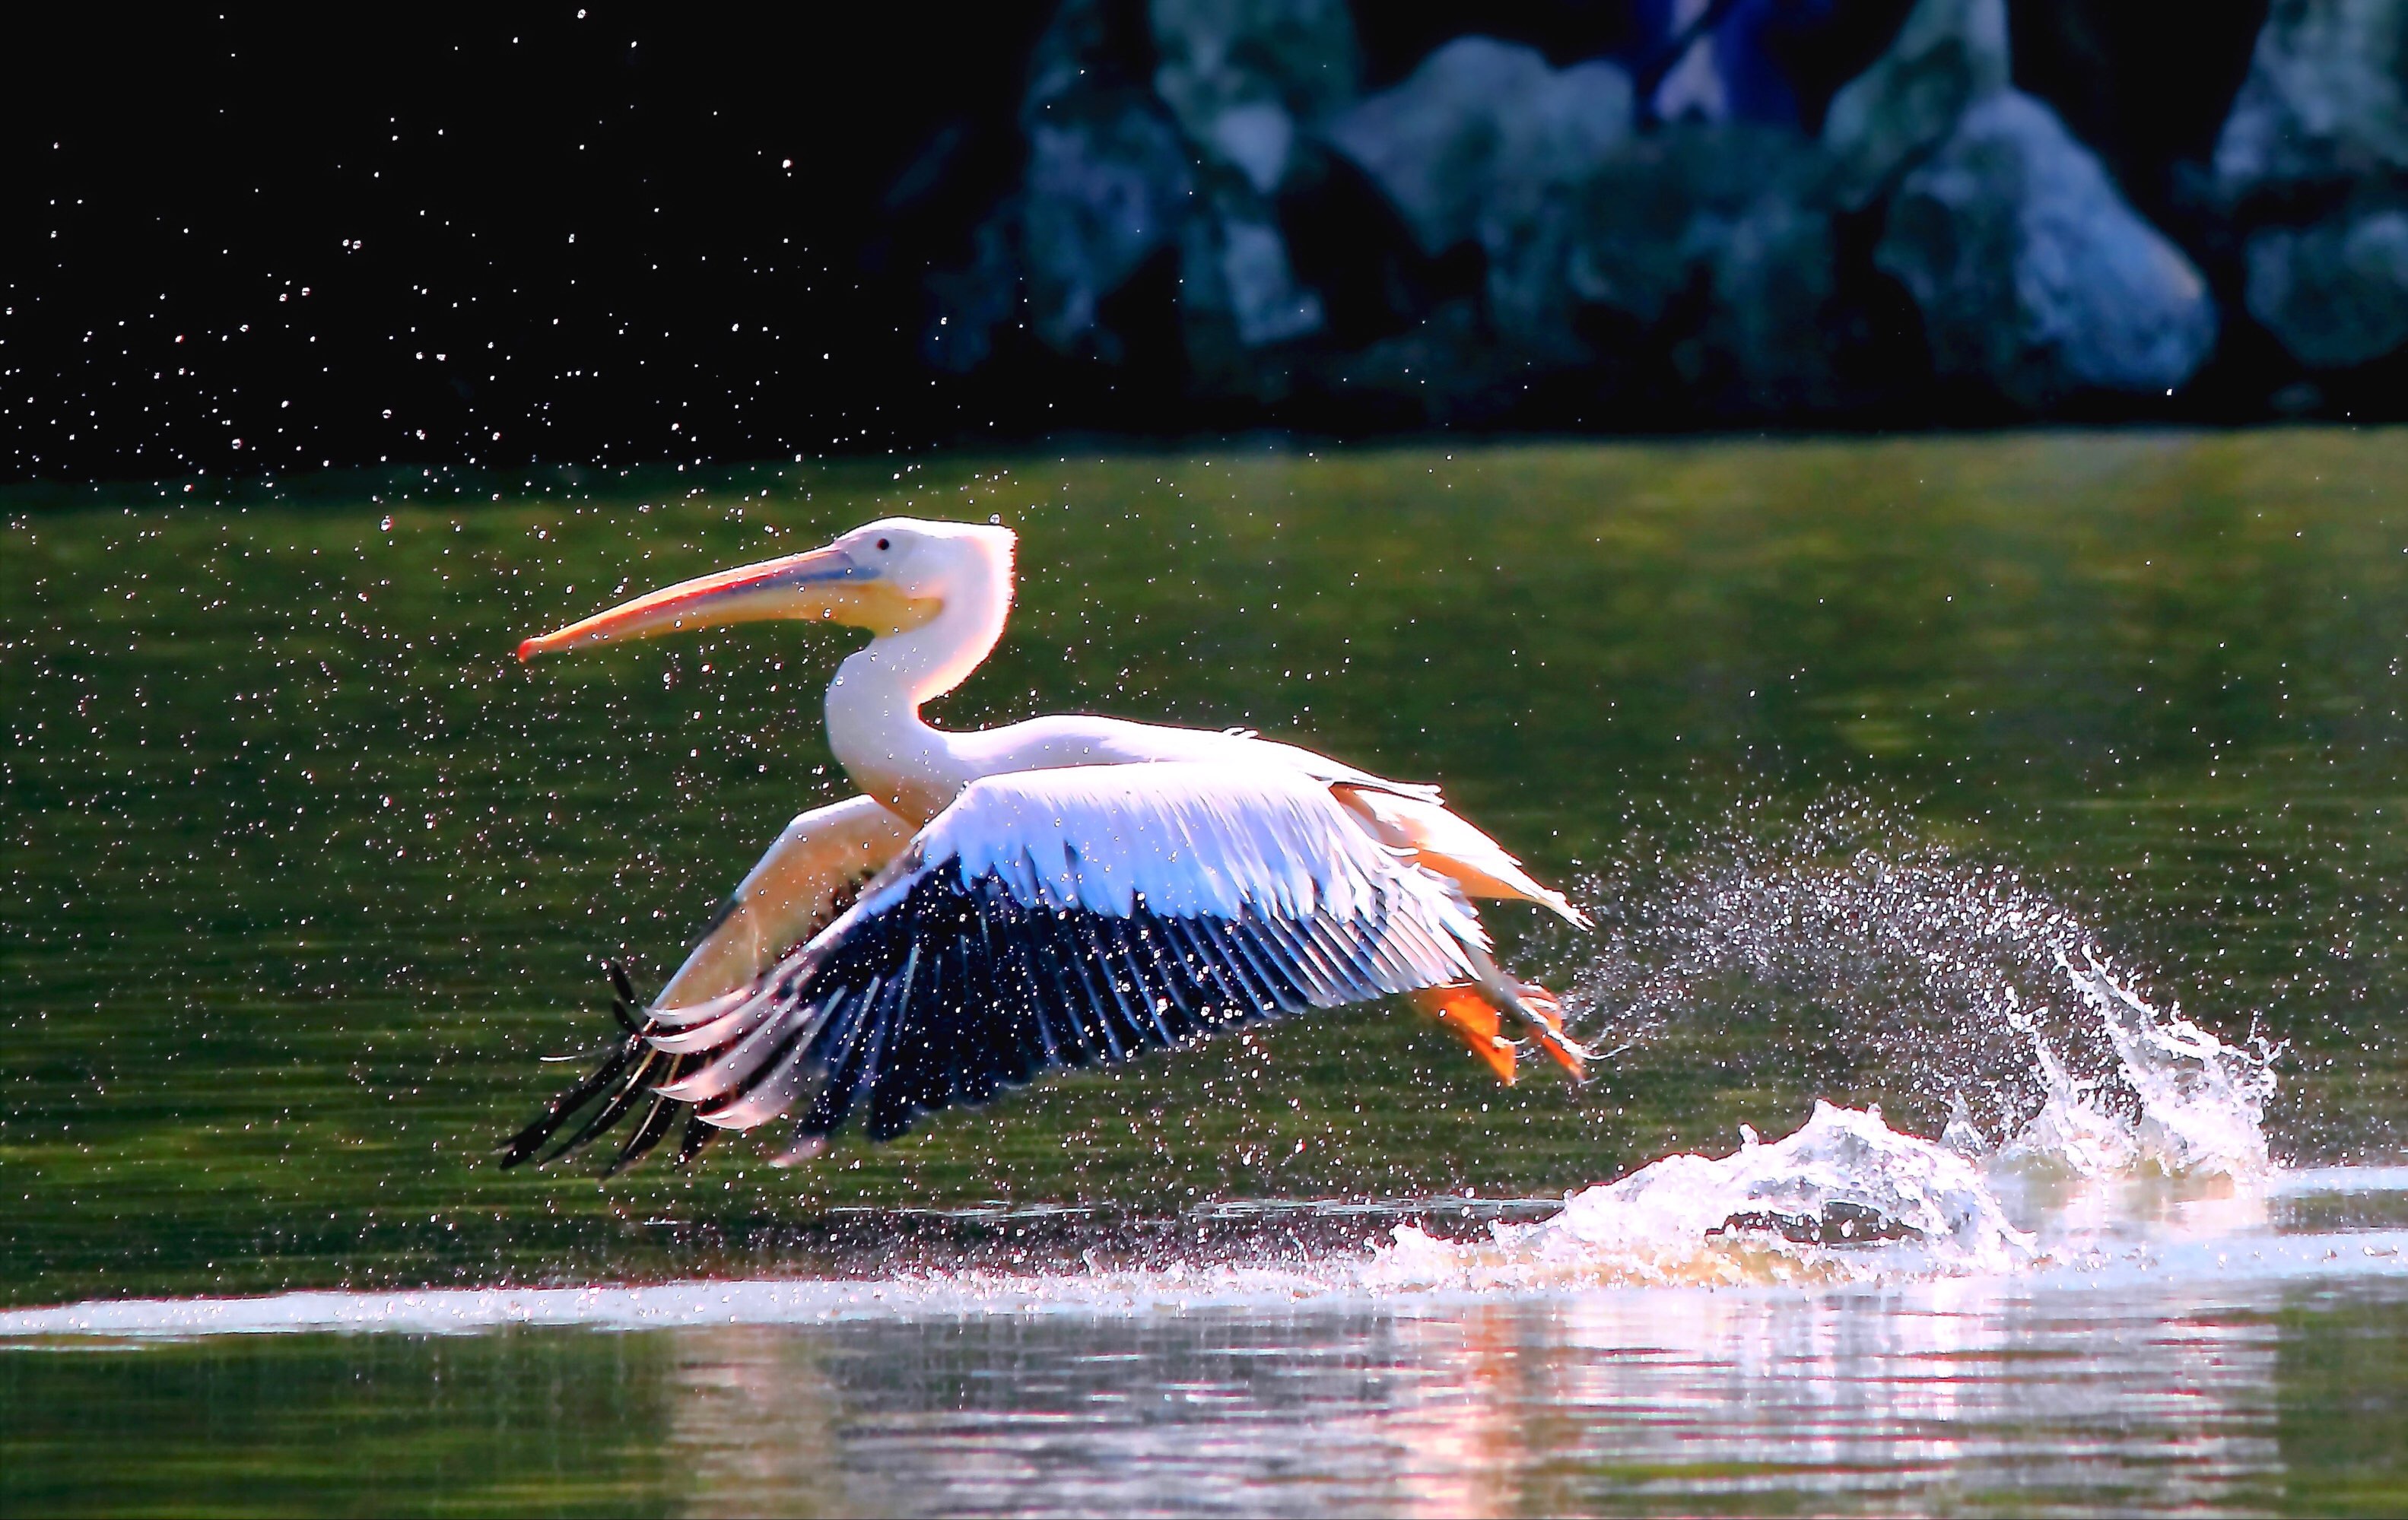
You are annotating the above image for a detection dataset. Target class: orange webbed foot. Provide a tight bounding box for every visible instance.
[1412,985,1517,1085]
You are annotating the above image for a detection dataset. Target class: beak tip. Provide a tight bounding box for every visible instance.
[515,637,542,662]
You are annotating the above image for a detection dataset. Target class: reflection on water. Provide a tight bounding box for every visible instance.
[748,1287,2285,1518]
[8,1270,2406,1515]
[669,1330,866,1518]
[7,1164,2408,1514]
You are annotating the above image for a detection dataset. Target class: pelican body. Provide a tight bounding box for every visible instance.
[503,518,1590,1172]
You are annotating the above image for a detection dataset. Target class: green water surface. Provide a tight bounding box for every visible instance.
[4,430,2406,1311]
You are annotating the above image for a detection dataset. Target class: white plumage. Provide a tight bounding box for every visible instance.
[500,517,1588,1172]
[923,762,1479,932]
[618,763,1496,1147]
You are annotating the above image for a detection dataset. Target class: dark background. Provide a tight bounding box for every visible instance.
[3,4,2279,486]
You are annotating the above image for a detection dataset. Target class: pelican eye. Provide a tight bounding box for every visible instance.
[876,537,891,551]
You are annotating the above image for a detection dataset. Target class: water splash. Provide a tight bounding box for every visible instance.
[1374,981,2275,1293]
[1565,797,2279,1178]
[1990,950,2281,1180]
[1377,798,2294,1288]
[1374,1102,2038,1288]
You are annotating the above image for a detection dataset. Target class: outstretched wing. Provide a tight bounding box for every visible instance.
[497,795,910,1176]
[629,761,1485,1157]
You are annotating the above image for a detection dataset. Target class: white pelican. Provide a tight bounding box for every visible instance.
[500,517,1590,1173]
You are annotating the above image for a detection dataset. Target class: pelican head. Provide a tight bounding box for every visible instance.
[516,517,1016,661]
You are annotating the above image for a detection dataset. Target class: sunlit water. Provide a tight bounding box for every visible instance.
[8,433,2408,1512]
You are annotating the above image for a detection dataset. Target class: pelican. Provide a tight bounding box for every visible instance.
[500,517,1591,1173]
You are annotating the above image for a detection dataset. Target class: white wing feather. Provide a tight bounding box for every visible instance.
[646,761,1490,1142]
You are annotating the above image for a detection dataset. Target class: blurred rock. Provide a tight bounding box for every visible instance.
[2244,197,2408,367]
[2214,1,2408,369]
[923,216,1021,373]
[1019,104,1196,356]
[1179,182,1326,382]
[1145,0,1356,367]
[1149,0,1358,193]
[1695,170,1846,407]
[926,0,1199,367]
[2214,0,2408,202]
[1822,0,2009,208]
[922,0,2296,424]
[1025,0,1133,125]
[2005,2,2269,229]
[1323,36,1633,259]
[1645,0,1843,128]
[2270,378,2327,414]
[1331,43,1837,410]
[1877,90,2218,406]
[1553,122,1841,408]
[1016,0,1196,358]
[1317,298,1535,423]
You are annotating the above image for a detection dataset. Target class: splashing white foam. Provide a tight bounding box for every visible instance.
[1971,949,2279,1181]
[2066,950,2279,1177]
[1566,801,2282,1181]
[1517,1102,2033,1280]
[1364,1103,2028,1289]
[1374,925,2284,1291]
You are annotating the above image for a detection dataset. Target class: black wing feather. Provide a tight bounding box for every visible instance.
[716,862,1457,1149]
[505,768,1484,1168]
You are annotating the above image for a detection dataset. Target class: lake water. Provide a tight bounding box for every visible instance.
[6,431,2408,1513]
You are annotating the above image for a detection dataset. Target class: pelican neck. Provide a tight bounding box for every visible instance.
[822,577,1009,824]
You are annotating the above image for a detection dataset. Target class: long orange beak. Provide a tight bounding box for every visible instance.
[516,546,888,661]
